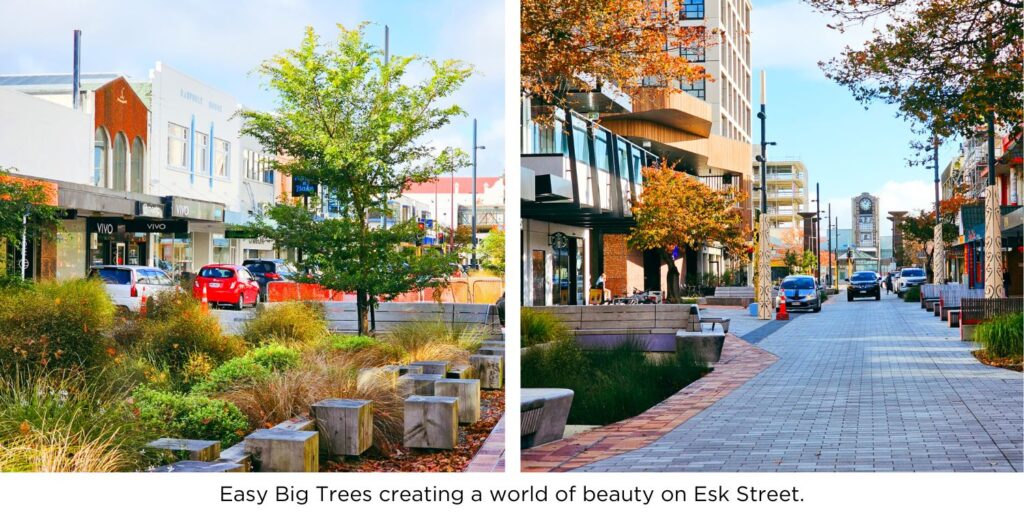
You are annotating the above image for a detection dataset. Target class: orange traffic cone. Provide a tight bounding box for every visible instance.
[139,295,148,317]
[776,299,789,321]
[201,285,209,312]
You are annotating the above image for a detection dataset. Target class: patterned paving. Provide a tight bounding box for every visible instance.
[465,415,505,472]
[575,292,1023,472]
[521,334,779,472]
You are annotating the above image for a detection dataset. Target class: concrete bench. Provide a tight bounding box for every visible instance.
[311,399,373,457]
[675,331,725,364]
[244,429,319,472]
[404,396,458,450]
[319,301,500,334]
[705,286,755,306]
[520,388,574,449]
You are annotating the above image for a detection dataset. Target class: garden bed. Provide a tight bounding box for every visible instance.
[324,390,504,472]
[972,350,1023,372]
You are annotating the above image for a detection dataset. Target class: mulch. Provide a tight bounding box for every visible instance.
[972,349,1023,372]
[322,390,505,472]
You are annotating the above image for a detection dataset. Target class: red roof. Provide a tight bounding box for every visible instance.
[404,176,501,195]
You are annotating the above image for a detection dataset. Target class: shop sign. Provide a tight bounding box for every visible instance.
[292,176,318,197]
[87,217,188,234]
[136,201,166,218]
[165,197,225,222]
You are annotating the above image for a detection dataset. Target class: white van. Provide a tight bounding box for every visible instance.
[87,265,176,312]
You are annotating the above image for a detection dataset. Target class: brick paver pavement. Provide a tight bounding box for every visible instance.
[575,291,1023,472]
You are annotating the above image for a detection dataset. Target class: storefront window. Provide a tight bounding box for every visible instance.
[157,233,193,275]
[213,234,231,263]
[531,250,545,305]
[56,218,86,280]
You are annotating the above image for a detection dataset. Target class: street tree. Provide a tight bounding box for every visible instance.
[628,163,749,300]
[479,228,505,275]
[522,0,713,114]
[239,25,472,334]
[806,0,1023,161]
[898,193,977,282]
[800,250,818,275]
[0,167,61,279]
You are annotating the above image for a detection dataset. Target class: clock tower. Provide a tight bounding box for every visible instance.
[851,193,880,270]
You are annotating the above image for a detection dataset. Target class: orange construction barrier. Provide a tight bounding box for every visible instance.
[776,300,789,321]
[201,285,209,312]
[139,295,148,316]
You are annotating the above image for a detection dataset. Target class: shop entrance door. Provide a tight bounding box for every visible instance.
[113,242,126,265]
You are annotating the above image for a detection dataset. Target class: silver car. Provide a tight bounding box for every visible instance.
[88,265,176,312]
[896,267,927,297]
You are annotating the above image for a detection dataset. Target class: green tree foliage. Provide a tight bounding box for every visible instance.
[479,228,505,274]
[239,25,472,334]
[806,0,1023,163]
[0,167,61,277]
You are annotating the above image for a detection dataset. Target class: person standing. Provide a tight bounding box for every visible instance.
[884,272,893,295]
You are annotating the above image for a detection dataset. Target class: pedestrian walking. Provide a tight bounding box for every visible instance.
[884,272,893,295]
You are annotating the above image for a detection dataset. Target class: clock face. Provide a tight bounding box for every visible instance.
[859,198,872,211]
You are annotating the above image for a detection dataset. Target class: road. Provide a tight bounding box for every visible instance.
[575,289,1023,472]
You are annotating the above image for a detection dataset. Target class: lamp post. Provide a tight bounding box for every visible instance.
[469,118,486,269]
[754,71,775,320]
[814,183,821,284]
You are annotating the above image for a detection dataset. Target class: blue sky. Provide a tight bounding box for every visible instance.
[750,0,957,234]
[0,0,504,177]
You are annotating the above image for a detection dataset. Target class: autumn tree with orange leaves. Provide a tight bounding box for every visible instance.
[522,0,714,113]
[628,164,750,300]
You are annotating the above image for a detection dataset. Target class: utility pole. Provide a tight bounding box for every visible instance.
[827,202,832,289]
[470,119,485,268]
[754,71,774,320]
[815,182,821,284]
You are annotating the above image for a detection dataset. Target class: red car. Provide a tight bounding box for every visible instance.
[193,264,260,309]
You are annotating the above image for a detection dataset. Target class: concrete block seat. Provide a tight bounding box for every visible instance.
[704,286,756,307]
[404,396,458,450]
[690,305,730,334]
[146,438,220,462]
[675,331,726,364]
[150,460,244,472]
[244,429,319,472]
[311,399,373,457]
[520,388,574,449]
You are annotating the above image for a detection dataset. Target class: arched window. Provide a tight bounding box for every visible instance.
[131,137,145,193]
[93,127,108,187]
[112,133,127,191]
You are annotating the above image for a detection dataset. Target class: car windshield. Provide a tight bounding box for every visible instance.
[199,267,235,278]
[851,272,876,282]
[902,269,925,277]
[781,277,815,289]
[89,268,132,285]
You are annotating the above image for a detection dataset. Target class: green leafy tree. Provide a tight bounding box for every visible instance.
[239,25,472,334]
[479,228,505,274]
[0,166,61,278]
[800,250,818,275]
[806,0,1022,162]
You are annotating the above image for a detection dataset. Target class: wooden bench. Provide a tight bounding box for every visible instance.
[920,284,940,309]
[937,286,981,321]
[314,302,500,334]
[705,286,755,307]
[960,297,1023,340]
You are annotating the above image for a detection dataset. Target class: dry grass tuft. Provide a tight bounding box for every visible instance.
[0,429,131,472]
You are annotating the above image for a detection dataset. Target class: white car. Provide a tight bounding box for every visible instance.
[896,267,927,296]
[87,265,176,312]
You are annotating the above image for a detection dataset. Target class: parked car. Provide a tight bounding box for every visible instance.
[896,267,927,297]
[87,265,176,312]
[243,258,296,301]
[193,264,261,310]
[847,271,881,301]
[775,274,822,312]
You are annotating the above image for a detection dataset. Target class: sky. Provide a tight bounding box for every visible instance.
[0,0,504,177]
[750,0,958,236]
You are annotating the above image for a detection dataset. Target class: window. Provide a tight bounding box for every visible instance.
[93,127,108,187]
[680,78,706,100]
[131,137,145,193]
[214,138,230,177]
[244,149,274,183]
[680,44,705,63]
[167,123,189,168]
[112,133,127,191]
[196,132,210,174]
[571,118,590,165]
[681,0,704,19]
[594,129,610,171]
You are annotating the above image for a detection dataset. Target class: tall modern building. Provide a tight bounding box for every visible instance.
[751,160,810,230]
[677,0,752,144]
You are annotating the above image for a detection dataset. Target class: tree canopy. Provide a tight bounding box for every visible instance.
[522,0,713,110]
[806,0,1023,163]
[628,164,749,299]
[239,24,472,333]
[0,167,61,276]
[478,228,505,275]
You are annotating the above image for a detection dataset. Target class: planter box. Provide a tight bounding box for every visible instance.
[675,331,725,364]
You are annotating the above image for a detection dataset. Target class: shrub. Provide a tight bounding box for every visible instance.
[975,312,1023,359]
[0,279,116,372]
[192,344,300,395]
[139,290,243,374]
[328,335,378,352]
[242,302,328,346]
[521,338,708,425]
[521,308,569,347]
[132,386,249,446]
[903,285,920,302]
[0,369,160,472]
[380,320,482,365]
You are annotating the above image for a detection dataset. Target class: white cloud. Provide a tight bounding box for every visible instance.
[752,0,884,79]
[823,179,935,236]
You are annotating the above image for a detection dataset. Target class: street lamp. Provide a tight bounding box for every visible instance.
[469,118,486,269]
[755,70,775,320]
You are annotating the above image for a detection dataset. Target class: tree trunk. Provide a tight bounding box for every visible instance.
[356,288,369,335]
[662,249,681,301]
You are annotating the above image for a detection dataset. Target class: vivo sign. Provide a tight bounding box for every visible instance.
[87,218,188,234]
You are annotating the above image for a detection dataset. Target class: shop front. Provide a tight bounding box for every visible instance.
[85,217,188,268]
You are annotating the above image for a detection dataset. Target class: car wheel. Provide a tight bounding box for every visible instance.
[235,294,245,311]
[847,295,853,302]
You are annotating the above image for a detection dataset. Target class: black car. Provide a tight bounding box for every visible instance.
[847,271,881,301]
[242,258,296,301]
[776,275,822,312]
